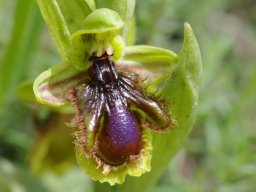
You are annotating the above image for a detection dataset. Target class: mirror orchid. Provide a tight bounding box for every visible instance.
[33,0,202,186]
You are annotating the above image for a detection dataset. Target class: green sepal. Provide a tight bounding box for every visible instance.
[85,0,96,10]
[95,0,136,45]
[36,0,94,60]
[69,8,125,70]
[72,8,124,35]
[96,0,135,21]
[53,0,93,34]
[75,127,152,185]
[16,80,38,104]
[33,63,88,107]
[17,80,73,113]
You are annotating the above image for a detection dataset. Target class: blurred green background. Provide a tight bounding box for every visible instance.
[0,0,256,191]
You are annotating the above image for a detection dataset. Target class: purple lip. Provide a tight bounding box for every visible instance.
[98,103,141,165]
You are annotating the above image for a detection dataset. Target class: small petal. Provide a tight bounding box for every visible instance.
[117,45,179,85]
[117,74,176,131]
[131,95,176,132]
[67,84,106,151]
[33,63,88,107]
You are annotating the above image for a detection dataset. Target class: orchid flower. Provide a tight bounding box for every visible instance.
[32,0,202,186]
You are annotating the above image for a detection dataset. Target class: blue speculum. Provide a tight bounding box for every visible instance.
[68,52,172,166]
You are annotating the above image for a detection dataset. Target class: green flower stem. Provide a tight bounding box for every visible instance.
[94,23,202,192]
[0,0,43,114]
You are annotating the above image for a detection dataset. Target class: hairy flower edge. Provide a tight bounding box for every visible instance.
[75,126,152,185]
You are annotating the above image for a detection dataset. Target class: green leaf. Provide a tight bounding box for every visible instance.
[36,0,93,60]
[147,22,202,192]
[0,0,43,115]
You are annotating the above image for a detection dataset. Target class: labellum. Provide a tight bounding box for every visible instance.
[68,52,173,169]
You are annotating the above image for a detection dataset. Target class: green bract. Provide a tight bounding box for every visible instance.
[30,0,202,187]
[116,23,202,192]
